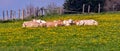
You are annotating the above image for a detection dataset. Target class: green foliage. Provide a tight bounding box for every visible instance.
[0,13,120,51]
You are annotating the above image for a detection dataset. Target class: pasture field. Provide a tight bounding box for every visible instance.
[0,13,120,51]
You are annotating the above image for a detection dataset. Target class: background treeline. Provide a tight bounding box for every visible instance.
[63,0,120,13]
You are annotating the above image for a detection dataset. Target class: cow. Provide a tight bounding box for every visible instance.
[63,19,74,26]
[22,21,40,28]
[32,19,46,23]
[74,19,98,26]
[22,19,47,28]
[45,21,57,27]
[32,19,46,27]
[54,19,64,26]
[73,20,84,26]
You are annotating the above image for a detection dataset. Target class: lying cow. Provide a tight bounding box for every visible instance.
[74,19,98,26]
[45,19,64,27]
[54,19,64,26]
[73,20,84,26]
[45,22,57,27]
[22,21,40,27]
[63,19,74,26]
[22,19,46,27]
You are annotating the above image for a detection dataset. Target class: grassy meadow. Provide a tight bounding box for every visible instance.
[0,13,120,51]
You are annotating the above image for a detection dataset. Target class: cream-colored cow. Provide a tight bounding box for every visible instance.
[74,19,98,26]
[63,19,74,26]
[45,19,64,27]
[22,21,40,27]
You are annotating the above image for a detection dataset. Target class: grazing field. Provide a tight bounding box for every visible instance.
[0,13,120,51]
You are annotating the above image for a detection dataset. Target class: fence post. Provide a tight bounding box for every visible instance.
[10,10,13,20]
[26,8,29,17]
[21,9,25,20]
[82,4,85,13]
[39,8,41,16]
[2,10,5,21]
[112,4,115,11]
[60,7,63,15]
[45,9,49,15]
[6,10,9,20]
[24,9,26,18]
[36,7,39,17]
[34,7,36,17]
[98,3,101,13]
[13,11,16,20]
[18,9,21,19]
[88,5,90,13]
[41,7,44,17]
[57,8,59,14]
[30,8,32,16]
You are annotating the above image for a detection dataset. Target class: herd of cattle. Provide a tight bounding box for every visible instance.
[22,19,98,28]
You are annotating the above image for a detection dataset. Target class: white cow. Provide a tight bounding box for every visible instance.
[22,19,46,27]
[22,21,40,27]
[83,20,98,25]
[74,19,98,26]
[74,20,84,26]
[63,19,74,26]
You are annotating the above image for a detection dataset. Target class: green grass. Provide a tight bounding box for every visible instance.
[0,13,120,51]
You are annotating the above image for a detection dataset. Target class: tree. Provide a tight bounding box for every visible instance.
[63,0,105,13]
[104,0,120,11]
